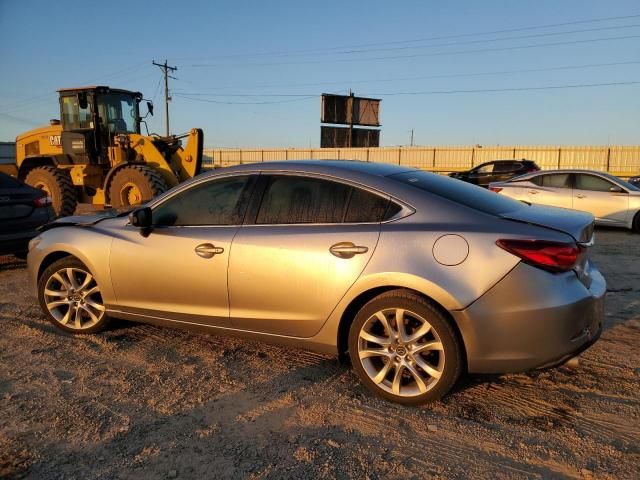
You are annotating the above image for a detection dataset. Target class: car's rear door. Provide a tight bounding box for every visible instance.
[527,172,574,208]
[572,173,630,225]
[109,174,257,326]
[228,174,388,337]
[492,161,521,183]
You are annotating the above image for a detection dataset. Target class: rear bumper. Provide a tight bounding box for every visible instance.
[452,262,606,374]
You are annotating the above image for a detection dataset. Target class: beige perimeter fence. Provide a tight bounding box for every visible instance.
[202,146,640,178]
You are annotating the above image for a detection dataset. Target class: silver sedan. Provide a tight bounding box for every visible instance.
[489,169,640,232]
[27,161,605,404]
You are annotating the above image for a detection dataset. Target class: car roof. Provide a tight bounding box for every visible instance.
[201,160,416,178]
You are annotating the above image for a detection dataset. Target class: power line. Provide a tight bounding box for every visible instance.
[190,33,640,68]
[198,23,640,61]
[367,80,640,96]
[172,94,318,105]
[0,63,150,115]
[172,60,640,94]
[172,81,640,103]
[176,13,640,60]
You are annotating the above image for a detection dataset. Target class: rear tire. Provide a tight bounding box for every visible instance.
[108,165,168,209]
[25,166,77,217]
[633,212,640,233]
[37,256,109,334]
[348,290,463,405]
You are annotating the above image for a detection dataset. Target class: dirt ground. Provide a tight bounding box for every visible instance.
[0,229,638,479]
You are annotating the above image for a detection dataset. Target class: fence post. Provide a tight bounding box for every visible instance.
[432,148,436,169]
[471,147,475,167]
[261,150,264,162]
[513,147,516,159]
[366,148,370,162]
[398,148,402,165]
[606,148,611,172]
[557,148,561,169]
[239,150,243,165]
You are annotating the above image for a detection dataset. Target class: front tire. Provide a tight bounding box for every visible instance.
[37,256,109,334]
[108,165,168,209]
[24,166,77,217]
[348,290,463,405]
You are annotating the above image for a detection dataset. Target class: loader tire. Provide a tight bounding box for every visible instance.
[25,166,77,217]
[108,165,168,209]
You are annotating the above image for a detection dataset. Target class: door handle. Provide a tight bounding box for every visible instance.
[330,242,369,259]
[195,243,224,259]
[576,194,586,199]
[528,190,539,195]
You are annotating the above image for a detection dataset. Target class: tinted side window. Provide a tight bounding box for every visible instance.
[153,175,252,226]
[256,176,351,224]
[541,173,571,188]
[494,162,519,173]
[475,163,494,174]
[344,188,390,223]
[575,174,613,192]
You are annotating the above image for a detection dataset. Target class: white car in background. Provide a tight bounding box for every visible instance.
[489,169,640,232]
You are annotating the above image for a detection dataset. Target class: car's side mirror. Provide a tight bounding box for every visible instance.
[129,207,152,229]
[609,186,625,193]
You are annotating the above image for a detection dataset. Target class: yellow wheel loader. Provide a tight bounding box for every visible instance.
[12,86,203,216]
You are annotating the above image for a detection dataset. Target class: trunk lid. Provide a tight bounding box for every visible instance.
[500,204,594,244]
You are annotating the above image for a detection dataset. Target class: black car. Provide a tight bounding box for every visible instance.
[629,175,640,188]
[449,159,540,187]
[0,172,55,257]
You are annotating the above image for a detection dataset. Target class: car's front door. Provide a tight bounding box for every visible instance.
[228,174,390,337]
[109,174,256,326]
[467,163,494,186]
[572,174,629,225]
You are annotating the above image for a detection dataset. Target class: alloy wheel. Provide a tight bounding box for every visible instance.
[357,308,445,397]
[43,267,105,330]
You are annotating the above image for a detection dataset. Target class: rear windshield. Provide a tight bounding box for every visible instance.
[390,170,525,215]
[0,173,22,189]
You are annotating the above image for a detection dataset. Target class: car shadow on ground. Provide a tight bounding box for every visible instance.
[0,256,26,272]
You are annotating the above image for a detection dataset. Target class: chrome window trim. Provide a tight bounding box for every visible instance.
[132,169,415,228]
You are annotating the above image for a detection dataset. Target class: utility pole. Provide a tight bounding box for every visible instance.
[348,89,354,148]
[152,59,177,136]
[410,129,414,146]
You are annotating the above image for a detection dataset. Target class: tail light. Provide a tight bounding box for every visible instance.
[33,196,52,208]
[489,186,503,193]
[496,239,580,272]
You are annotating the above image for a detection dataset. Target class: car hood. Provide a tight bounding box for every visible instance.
[500,204,594,243]
[37,209,130,232]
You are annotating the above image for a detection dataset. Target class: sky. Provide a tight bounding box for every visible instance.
[0,0,639,147]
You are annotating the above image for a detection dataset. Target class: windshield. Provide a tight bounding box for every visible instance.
[97,92,139,134]
[600,172,640,192]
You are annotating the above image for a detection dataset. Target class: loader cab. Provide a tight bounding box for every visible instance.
[58,86,142,165]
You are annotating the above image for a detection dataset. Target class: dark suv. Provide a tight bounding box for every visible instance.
[449,159,540,188]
